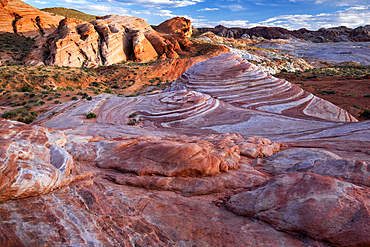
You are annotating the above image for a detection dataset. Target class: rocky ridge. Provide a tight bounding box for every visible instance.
[1,50,370,245]
[198,25,370,43]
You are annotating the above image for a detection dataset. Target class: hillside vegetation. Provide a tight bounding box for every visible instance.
[41,7,96,22]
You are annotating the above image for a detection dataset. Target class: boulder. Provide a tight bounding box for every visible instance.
[156,17,192,37]
[227,172,370,246]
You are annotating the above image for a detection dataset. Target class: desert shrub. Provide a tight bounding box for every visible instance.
[128,113,137,118]
[71,96,78,100]
[127,119,137,125]
[2,110,17,118]
[86,112,97,119]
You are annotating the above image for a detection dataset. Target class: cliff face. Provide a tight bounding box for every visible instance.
[25,15,194,67]
[0,0,63,38]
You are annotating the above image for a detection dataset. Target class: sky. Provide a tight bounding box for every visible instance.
[27,0,370,30]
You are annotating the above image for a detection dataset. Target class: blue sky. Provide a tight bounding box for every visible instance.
[27,0,370,30]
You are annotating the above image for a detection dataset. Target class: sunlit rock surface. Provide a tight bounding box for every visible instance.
[0,0,63,38]
[166,52,357,122]
[1,51,370,246]
[25,15,193,67]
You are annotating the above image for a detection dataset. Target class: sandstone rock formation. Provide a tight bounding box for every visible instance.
[0,119,91,202]
[0,0,63,38]
[1,51,370,246]
[25,15,193,67]
[155,17,192,37]
[166,52,356,122]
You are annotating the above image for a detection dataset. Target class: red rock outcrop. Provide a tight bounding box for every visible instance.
[0,0,63,38]
[156,17,192,37]
[25,15,193,66]
[44,18,101,67]
[0,119,91,202]
[226,172,370,246]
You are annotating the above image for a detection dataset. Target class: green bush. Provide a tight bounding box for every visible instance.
[2,110,17,118]
[71,96,78,100]
[86,112,97,119]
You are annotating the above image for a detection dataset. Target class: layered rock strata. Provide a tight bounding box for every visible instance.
[166,52,357,122]
[25,15,188,67]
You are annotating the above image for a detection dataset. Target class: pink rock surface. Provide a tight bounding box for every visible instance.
[65,133,279,196]
[166,52,357,123]
[0,119,91,202]
[227,172,370,246]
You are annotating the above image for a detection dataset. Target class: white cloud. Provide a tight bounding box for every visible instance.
[220,4,246,11]
[286,0,368,6]
[197,7,219,11]
[153,9,176,17]
[252,5,370,30]
[34,0,49,4]
[194,5,370,30]
[110,0,203,8]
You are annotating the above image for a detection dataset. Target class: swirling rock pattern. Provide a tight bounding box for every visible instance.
[0,119,91,202]
[167,52,357,122]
